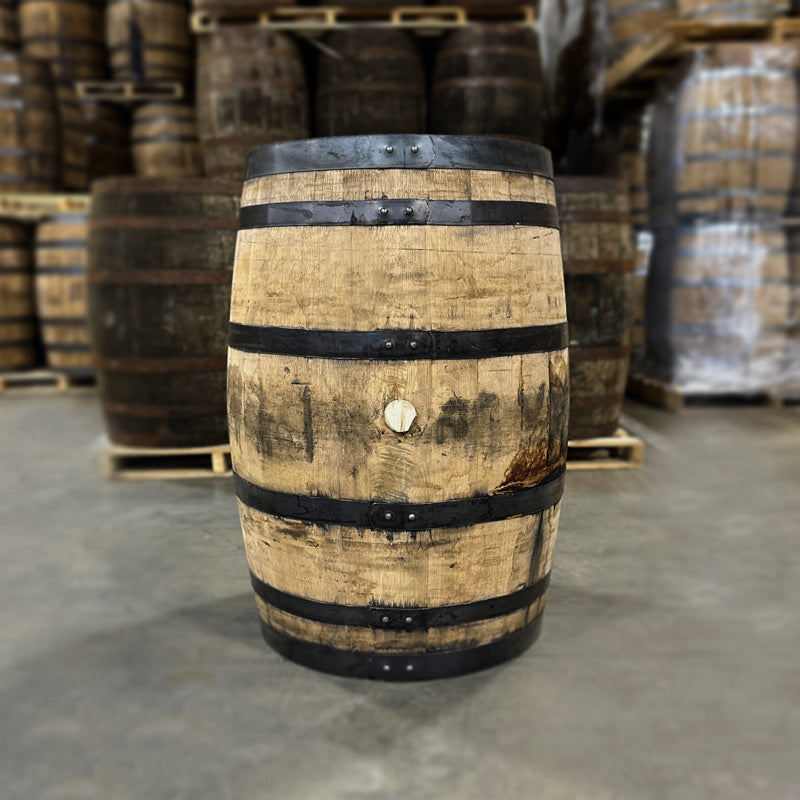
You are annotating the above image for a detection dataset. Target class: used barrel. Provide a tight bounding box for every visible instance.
[57,83,88,190]
[132,101,202,177]
[315,30,426,137]
[19,0,106,81]
[34,215,93,373]
[606,0,676,61]
[0,53,60,192]
[647,221,789,391]
[105,0,193,82]
[0,222,37,370]
[649,43,800,220]
[678,0,787,21]
[83,100,131,181]
[88,178,240,447]
[430,25,546,143]
[555,177,634,439]
[616,104,651,227]
[0,0,17,50]
[196,27,309,180]
[229,135,568,680]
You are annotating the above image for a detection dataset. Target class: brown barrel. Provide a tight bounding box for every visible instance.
[19,0,106,81]
[131,101,202,177]
[0,53,60,192]
[57,82,88,190]
[315,30,426,137]
[606,0,676,61]
[83,100,131,181]
[88,178,240,447]
[105,0,193,82]
[430,25,545,143]
[229,135,568,680]
[0,0,18,50]
[555,177,634,439]
[196,27,309,181]
[0,222,37,370]
[650,44,799,221]
[647,222,789,390]
[616,104,651,227]
[677,0,787,21]
[34,215,93,373]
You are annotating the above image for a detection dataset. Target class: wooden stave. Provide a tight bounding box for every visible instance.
[555,176,635,439]
[34,214,93,373]
[0,52,60,192]
[0,222,37,370]
[195,27,309,181]
[131,101,202,178]
[105,0,193,82]
[315,29,426,138]
[230,136,568,677]
[82,100,131,181]
[88,177,239,448]
[430,25,546,144]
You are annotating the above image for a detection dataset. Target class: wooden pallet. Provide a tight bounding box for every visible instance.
[0,368,95,394]
[567,427,645,470]
[191,4,535,34]
[75,80,185,102]
[0,193,91,221]
[604,17,800,99]
[627,372,799,410]
[102,443,233,480]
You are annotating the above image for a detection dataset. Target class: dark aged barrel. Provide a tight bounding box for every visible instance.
[34,215,93,374]
[57,83,88,190]
[132,102,202,177]
[616,104,651,228]
[0,53,60,192]
[0,222,37,370]
[555,177,634,439]
[196,27,309,181]
[229,135,568,680]
[430,25,545,143]
[105,0,193,82]
[88,178,240,447]
[315,30,426,137]
[83,100,131,180]
[19,0,106,81]
[0,0,18,50]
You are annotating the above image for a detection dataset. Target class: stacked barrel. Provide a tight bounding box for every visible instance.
[644,43,799,393]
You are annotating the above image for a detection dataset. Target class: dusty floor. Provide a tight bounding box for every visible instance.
[0,394,798,800]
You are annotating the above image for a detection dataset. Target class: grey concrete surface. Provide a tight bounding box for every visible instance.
[0,394,798,800]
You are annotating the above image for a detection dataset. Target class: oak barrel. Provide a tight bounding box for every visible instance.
[88,178,240,447]
[0,53,60,192]
[19,0,106,81]
[34,215,93,373]
[0,0,18,50]
[196,27,309,180]
[555,177,634,439]
[606,0,676,61]
[229,135,568,680]
[315,30,426,137]
[649,44,800,220]
[431,25,545,143]
[647,222,789,391]
[616,104,651,227]
[57,82,88,190]
[0,222,37,370]
[105,0,193,82]
[678,0,787,20]
[132,101,202,177]
[83,100,131,180]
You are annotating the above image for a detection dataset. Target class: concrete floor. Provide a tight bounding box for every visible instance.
[0,394,798,800]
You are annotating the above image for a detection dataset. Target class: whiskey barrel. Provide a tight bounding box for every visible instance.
[616,104,651,227]
[0,53,60,192]
[650,44,800,220]
[83,100,131,180]
[315,30,426,137]
[0,222,37,370]
[431,25,545,143]
[106,0,193,82]
[57,82,88,190]
[555,177,634,439]
[196,27,309,180]
[647,222,789,390]
[34,215,93,373]
[678,0,787,21]
[229,135,568,680]
[19,0,106,81]
[0,0,18,50]
[88,178,240,447]
[606,0,676,61]
[131,101,202,177]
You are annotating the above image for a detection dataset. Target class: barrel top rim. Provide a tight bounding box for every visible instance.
[244,135,554,180]
[91,176,242,196]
